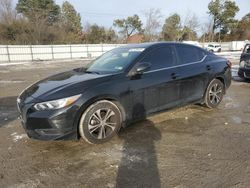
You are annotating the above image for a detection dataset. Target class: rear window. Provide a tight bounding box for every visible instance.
[175,45,205,65]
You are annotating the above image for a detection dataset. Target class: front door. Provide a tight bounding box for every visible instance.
[128,45,181,119]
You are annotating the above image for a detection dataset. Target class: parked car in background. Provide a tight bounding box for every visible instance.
[238,43,250,80]
[206,43,222,53]
[17,42,232,144]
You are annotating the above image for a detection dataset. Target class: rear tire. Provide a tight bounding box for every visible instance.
[79,100,122,144]
[204,79,225,108]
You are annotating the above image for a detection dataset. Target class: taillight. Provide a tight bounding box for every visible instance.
[227,60,232,68]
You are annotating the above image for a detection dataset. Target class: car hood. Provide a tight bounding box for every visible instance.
[19,68,113,103]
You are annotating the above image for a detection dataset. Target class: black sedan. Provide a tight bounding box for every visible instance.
[17,42,232,144]
[238,43,250,80]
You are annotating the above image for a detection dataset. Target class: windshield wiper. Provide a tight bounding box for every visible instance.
[85,70,100,75]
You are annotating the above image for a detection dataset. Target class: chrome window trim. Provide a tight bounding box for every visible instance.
[144,55,207,74]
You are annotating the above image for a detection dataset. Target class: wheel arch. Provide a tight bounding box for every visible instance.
[203,78,225,108]
[202,76,226,103]
[74,95,126,139]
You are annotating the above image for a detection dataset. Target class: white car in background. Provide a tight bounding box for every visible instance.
[206,43,222,53]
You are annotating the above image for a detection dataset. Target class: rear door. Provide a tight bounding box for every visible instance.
[175,44,209,104]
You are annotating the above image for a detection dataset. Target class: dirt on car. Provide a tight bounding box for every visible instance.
[0,60,249,188]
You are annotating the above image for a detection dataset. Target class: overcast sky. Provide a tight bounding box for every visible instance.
[53,0,249,29]
[13,0,250,30]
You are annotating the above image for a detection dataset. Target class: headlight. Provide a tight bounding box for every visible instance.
[34,94,81,111]
[239,61,246,68]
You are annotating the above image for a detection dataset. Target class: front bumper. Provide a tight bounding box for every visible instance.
[18,102,79,140]
[238,67,250,79]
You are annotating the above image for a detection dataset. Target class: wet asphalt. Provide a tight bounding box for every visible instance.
[0,60,249,188]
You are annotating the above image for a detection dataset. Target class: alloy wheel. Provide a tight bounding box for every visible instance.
[87,108,117,139]
[209,83,223,105]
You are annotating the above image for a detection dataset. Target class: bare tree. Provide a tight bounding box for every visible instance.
[200,18,214,42]
[184,12,199,33]
[143,8,162,41]
[182,12,200,40]
[0,0,16,23]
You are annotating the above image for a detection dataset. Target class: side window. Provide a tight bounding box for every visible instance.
[141,46,176,70]
[176,45,205,65]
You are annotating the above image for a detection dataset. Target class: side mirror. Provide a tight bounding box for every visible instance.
[131,62,151,77]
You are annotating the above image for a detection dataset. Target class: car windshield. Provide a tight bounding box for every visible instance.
[244,44,250,54]
[86,47,144,74]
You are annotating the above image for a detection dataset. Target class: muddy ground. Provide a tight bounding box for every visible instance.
[0,60,249,188]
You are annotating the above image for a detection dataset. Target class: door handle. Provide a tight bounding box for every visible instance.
[207,65,211,71]
[171,73,180,80]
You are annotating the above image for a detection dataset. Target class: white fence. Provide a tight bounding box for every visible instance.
[0,41,248,63]
[0,44,124,63]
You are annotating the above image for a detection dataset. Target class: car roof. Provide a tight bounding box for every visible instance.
[118,42,197,50]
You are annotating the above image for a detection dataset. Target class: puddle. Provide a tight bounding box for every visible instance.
[224,96,240,109]
[231,116,242,124]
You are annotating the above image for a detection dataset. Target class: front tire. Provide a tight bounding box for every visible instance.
[204,79,225,108]
[79,100,122,144]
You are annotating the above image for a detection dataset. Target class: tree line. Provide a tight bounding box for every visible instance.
[0,0,249,45]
